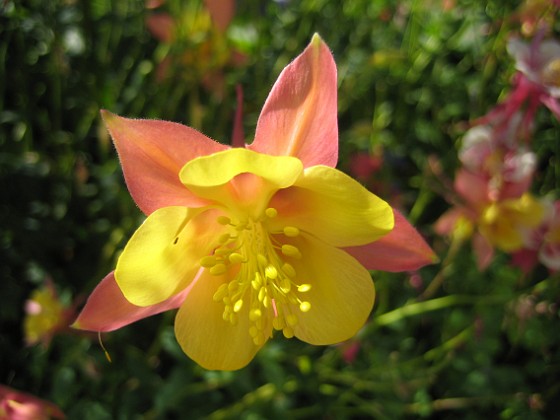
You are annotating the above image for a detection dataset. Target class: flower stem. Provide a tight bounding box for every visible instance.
[419,235,462,300]
[368,294,509,331]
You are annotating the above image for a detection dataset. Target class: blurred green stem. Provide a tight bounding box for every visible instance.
[405,393,531,414]
[423,325,473,362]
[419,235,462,300]
[368,294,508,331]
[208,382,290,420]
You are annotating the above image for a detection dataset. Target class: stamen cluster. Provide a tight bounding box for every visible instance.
[201,207,312,346]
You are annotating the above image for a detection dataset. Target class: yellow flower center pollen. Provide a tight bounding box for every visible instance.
[201,207,311,346]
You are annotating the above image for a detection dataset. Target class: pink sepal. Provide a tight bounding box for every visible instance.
[345,210,437,272]
[72,272,187,332]
[249,35,339,168]
[101,111,228,215]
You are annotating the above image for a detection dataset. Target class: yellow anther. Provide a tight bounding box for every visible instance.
[281,244,302,259]
[283,226,300,237]
[265,207,278,218]
[299,301,311,312]
[286,313,298,326]
[214,247,231,256]
[212,284,228,302]
[282,263,296,278]
[265,265,278,279]
[257,254,268,267]
[251,278,261,290]
[200,255,217,267]
[263,295,271,308]
[218,233,231,243]
[209,263,227,275]
[249,308,262,321]
[229,313,238,325]
[229,252,245,264]
[258,287,266,302]
[217,215,231,225]
[235,222,247,231]
[233,299,243,313]
[297,284,311,292]
[283,326,294,339]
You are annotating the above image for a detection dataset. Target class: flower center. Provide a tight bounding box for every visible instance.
[200,207,312,346]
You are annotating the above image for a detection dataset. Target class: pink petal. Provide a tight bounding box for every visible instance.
[204,0,234,32]
[345,210,437,272]
[473,232,494,270]
[102,111,228,215]
[540,95,560,120]
[145,13,176,43]
[249,34,339,168]
[454,169,489,207]
[500,177,533,200]
[72,272,188,332]
[145,0,165,9]
[0,385,65,419]
[434,207,463,236]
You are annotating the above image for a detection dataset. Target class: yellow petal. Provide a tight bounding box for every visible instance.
[115,207,222,306]
[180,148,302,188]
[269,165,394,247]
[287,233,375,345]
[174,270,265,371]
[179,149,303,216]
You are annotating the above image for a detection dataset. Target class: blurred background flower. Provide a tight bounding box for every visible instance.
[23,281,76,347]
[0,385,65,420]
[145,0,247,97]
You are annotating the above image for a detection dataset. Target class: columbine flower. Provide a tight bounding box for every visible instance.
[24,282,74,347]
[477,193,544,252]
[145,0,245,93]
[475,36,560,139]
[73,35,435,370]
[0,385,65,420]
[435,167,543,269]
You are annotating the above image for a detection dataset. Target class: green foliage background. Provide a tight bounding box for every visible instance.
[1,0,559,418]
